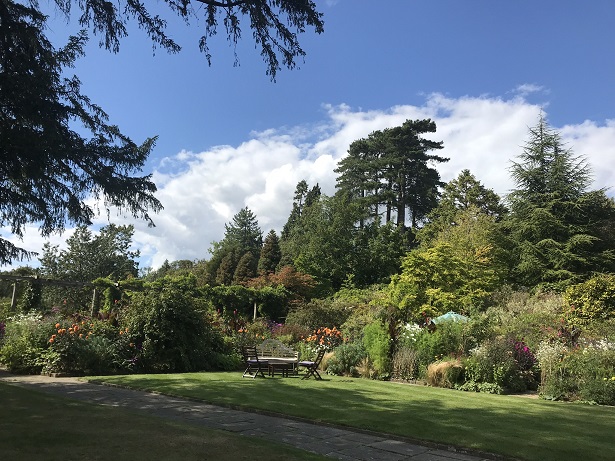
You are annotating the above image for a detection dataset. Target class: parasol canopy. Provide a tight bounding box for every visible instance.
[432,311,469,324]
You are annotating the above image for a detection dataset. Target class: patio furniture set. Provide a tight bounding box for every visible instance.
[241,339,324,380]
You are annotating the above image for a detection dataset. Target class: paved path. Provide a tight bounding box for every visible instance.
[0,371,500,461]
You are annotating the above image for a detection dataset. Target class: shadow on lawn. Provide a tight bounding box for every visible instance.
[102,372,615,461]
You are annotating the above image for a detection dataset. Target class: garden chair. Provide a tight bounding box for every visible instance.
[299,349,325,380]
[241,345,269,378]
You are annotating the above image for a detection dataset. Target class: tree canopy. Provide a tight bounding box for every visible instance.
[207,207,263,284]
[335,119,448,229]
[40,0,324,80]
[1,1,163,265]
[505,117,615,288]
[1,0,324,266]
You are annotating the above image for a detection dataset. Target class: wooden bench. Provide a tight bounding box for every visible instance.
[257,339,299,376]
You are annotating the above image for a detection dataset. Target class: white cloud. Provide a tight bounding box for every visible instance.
[511,83,547,98]
[4,92,615,270]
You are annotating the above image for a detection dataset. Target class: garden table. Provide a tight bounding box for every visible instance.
[260,357,297,377]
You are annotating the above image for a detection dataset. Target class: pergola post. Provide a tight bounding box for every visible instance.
[10,283,17,311]
[90,287,97,316]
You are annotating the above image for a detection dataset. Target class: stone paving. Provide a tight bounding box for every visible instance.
[0,371,501,461]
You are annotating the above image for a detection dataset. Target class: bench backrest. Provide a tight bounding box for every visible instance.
[258,339,298,359]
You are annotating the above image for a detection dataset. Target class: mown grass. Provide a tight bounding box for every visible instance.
[87,372,615,461]
[0,382,326,461]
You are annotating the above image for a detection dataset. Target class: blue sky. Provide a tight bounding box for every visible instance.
[5,0,615,270]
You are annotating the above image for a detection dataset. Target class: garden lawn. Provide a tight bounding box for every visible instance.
[0,382,326,461]
[87,372,615,461]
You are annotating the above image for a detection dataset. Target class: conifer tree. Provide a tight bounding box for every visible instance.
[233,252,258,285]
[258,230,282,275]
[505,117,615,288]
[335,119,448,230]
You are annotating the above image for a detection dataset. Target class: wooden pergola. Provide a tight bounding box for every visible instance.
[0,274,96,312]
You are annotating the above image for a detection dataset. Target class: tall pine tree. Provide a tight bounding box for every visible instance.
[258,230,282,275]
[505,116,615,288]
[335,119,448,230]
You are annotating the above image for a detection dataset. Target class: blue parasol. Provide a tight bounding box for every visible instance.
[432,311,469,324]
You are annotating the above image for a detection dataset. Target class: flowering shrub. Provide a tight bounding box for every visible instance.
[463,336,538,393]
[0,312,53,374]
[535,341,567,389]
[397,323,422,348]
[536,341,615,404]
[513,340,536,371]
[304,326,344,352]
[42,321,92,375]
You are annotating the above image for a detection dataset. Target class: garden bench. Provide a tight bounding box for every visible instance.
[257,339,299,376]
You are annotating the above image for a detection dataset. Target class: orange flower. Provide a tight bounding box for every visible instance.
[49,338,54,343]
[55,323,61,328]
[79,334,83,338]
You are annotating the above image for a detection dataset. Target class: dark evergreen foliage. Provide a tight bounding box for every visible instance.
[504,117,615,289]
[419,170,507,246]
[335,119,448,230]
[42,0,323,80]
[258,230,282,274]
[207,207,263,284]
[0,1,162,264]
[233,251,257,285]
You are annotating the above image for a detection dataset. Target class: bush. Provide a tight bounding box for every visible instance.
[325,341,366,376]
[464,336,537,393]
[455,381,504,394]
[410,320,487,378]
[362,321,391,378]
[121,276,225,372]
[274,323,310,346]
[488,290,564,351]
[303,326,344,353]
[285,298,351,331]
[0,312,54,374]
[42,320,94,375]
[564,274,615,325]
[536,338,615,404]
